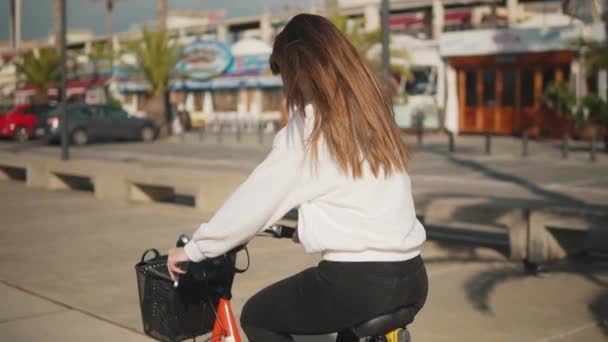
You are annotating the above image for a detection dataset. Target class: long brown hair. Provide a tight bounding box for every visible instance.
[270,14,409,178]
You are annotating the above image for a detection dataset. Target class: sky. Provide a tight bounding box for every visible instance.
[0,0,324,41]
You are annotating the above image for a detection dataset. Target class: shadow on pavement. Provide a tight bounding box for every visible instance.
[589,290,608,336]
[424,145,608,211]
[425,238,608,336]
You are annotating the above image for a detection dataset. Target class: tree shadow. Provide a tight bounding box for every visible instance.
[424,145,608,212]
[424,238,608,335]
[589,290,608,336]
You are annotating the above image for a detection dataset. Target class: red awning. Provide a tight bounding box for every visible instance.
[15,77,110,97]
[391,10,472,29]
[390,12,425,29]
[444,9,471,25]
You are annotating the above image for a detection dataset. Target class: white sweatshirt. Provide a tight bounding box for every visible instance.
[184,105,426,263]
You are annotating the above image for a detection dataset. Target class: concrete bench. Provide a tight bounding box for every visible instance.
[527,207,608,263]
[422,196,528,259]
[0,152,248,213]
[421,196,608,263]
[124,168,246,213]
[0,156,28,181]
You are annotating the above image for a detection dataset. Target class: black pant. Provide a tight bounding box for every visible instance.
[240,255,428,342]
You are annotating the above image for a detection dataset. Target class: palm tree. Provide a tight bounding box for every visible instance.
[13,48,60,104]
[157,0,167,31]
[128,28,179,134]
[91,0,117,42]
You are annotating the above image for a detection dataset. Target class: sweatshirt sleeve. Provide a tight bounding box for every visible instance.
[184,131,308,262]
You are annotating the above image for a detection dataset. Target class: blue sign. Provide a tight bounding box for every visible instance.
[225,54,270,75]
[176,39,233,80]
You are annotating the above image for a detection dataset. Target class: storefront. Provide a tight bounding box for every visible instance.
[391,35,444,131]
[175,38,283,128]
[440,26,593,137]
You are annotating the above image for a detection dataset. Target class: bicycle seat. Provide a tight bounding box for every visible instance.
[351,306,416,338]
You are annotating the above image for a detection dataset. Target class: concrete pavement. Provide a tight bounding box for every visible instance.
[0,181,606,341]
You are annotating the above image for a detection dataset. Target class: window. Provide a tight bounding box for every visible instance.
[31,105,54,117]
[465,70,477,106]
[587,70,597,95]
[521,70,534,107]
[123,94,134,105]
[136,94,146,112]
[502,70,515,107]
[72,106,94,118]
[483,69,496,106]
[405,67,437,95]
[262,89,284,112]
[104,106,128,119]
[193,92,203,111]
[212,90,238,112]
[543,68,555,92]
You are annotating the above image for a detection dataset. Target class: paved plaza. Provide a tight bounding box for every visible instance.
[0,180,607,342]
[0,132,607,341]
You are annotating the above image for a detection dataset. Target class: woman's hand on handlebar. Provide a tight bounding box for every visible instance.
[167,247,190,282]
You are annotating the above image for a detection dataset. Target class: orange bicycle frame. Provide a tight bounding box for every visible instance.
[210,297,241,342]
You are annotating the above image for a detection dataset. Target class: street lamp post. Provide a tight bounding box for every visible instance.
[59,0,69,160]
[380,0,390,82]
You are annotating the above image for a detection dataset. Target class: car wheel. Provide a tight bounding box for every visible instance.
[71,128,88,146]
[140,126,156,142]
[13,127,29,143]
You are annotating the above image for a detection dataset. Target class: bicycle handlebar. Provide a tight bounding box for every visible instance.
[263,224,296,239]
[173,224,295,286]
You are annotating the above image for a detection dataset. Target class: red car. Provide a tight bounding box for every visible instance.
[0,104,54,142]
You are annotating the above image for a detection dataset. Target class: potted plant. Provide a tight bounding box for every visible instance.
[581,94,608,152]
[540,81,576,157]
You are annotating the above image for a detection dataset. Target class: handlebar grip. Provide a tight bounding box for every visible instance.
[265,225,295,239]
[176,234,190,247]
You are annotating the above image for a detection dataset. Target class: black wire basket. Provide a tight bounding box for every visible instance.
[135,249,219,342]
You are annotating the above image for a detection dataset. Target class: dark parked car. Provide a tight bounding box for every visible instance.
[0,104,55,142]
[46,104,159,145]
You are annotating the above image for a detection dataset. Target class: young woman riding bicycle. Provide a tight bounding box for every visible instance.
[167,13,428,342]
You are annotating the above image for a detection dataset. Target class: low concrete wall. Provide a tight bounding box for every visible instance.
[0,152,247,214]
[423,197,528,260]
[527,208,608,263]
[422,196,608,263]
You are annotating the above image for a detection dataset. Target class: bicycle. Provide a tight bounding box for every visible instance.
[175,224,413,342]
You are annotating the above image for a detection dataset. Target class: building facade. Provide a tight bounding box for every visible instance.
[2,1,606,137]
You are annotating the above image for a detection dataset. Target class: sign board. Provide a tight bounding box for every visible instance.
[176,39,233,80]
[225,55,270,75]
[439,26,598,57]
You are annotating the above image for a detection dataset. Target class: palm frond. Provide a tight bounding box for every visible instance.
[127,28,179,95]
[540,81,576,118]
[330,15,413,82]
[13,48,60,91]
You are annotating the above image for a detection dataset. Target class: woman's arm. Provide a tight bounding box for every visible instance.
[183,143,307,262]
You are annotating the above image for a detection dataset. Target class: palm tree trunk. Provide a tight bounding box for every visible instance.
[105,0,114,42]
[156,0,167,31]
[54,0,64,54]
[146,93,170,137]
